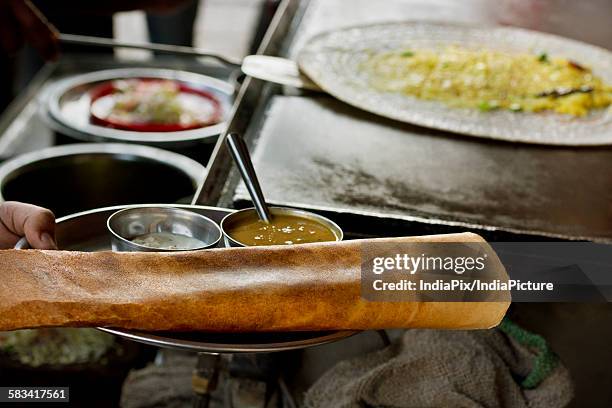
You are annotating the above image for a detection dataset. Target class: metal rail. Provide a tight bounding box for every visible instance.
[192,0,305,206]
[59,33,242,67]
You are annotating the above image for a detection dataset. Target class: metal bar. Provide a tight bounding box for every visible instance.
[192,353,221,408]
[59,33,242,67]
[0,63,57,159]
[192,0,302,206]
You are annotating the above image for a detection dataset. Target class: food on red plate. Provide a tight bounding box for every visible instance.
[89,78,222,132]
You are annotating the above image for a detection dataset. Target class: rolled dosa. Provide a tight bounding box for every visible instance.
[0,232,510,332]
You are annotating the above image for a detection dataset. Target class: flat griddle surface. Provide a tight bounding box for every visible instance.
[234,96,612,241]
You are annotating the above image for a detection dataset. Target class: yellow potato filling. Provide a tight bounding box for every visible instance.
[363,46,612,116]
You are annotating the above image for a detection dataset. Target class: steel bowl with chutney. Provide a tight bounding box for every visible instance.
[108,206,222,252]
[220,207,343,247]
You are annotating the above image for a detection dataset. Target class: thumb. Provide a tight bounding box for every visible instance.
[0,201,57,249]
[23,208,57,250]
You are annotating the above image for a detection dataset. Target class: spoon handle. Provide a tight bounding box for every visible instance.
[225,133,273,223]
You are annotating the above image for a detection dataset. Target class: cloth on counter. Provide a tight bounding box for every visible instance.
[120,352,196,408]
[120,351,278,408]
[304,319,573,408]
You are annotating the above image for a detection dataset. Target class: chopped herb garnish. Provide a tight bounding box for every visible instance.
[401,50,414,57]
[537,52,549,63]
[478,100,499,112]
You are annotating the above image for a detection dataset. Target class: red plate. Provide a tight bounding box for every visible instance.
[89,78,223,132]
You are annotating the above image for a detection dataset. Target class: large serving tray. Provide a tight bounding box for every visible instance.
[16,204,356,353]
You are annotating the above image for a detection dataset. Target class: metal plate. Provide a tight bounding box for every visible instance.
[17,204,355,353]
[298,21,612,146]
[43,68,234,146]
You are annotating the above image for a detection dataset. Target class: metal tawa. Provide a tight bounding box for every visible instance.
[40,68,234,147]
[299,21,612,146]
[16,204,356,353]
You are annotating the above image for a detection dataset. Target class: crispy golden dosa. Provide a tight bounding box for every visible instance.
[0,233,509,332]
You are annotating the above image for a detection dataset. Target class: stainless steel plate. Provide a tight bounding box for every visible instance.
[16,204,355,353]
[298,21,612,146]
[43,68,234,146]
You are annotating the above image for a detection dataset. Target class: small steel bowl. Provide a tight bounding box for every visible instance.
[107,206,222,252]
[220,207,343,247]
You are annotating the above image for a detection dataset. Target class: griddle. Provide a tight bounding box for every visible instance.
[194,0,612,242]
[233,96,612,242]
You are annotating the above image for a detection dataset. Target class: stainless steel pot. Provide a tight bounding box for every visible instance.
[0,144,205,217]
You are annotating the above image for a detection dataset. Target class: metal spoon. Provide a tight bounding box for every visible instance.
[225,133,272,223]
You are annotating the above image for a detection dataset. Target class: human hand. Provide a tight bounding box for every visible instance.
[0,201,57,249]
[0,0,59,60]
